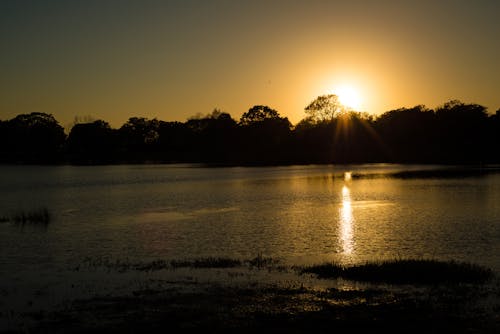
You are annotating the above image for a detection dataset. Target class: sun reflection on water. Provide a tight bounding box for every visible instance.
[340,185,354,254]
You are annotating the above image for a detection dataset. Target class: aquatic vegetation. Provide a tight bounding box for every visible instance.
[73,256,493,286]
[300,259,494,285]
[170,257,242,269]
[245,253,279,269]
[135,259,170,272]
[74,256,285,272]
[9,255,500,333]
[7,208,51,225]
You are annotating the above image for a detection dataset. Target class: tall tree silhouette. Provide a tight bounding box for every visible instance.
[239,105,292,164]
[304,94,345,122]
[66,120,117,164]
[119,117,160,160]
[375,105,437,162]
[434,100,488,163]
[157,121,192,162]
[185,110,238,162]
[1,112,65,163]
[1,99,498,165]
[294,110,379,163]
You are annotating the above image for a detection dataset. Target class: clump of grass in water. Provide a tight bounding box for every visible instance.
[11,208,51,225]
[135,260,169,272]
[300,259,493,285]
[170,257,242,269]
[75,256,279,272]
[245,254,278,269]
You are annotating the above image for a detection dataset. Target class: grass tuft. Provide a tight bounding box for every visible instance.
[301,259,493,285]
[246,254,279,269]
[170,257,242,269]
[11,208,51,225]
[135,259,169,272]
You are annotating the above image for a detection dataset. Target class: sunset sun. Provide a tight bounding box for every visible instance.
[336,85,362,111]
[1,1,499,331]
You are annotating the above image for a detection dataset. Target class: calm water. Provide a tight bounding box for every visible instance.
[1,164,500,272]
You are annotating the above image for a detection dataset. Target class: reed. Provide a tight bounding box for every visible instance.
[245,253,278,269]
[300,259,493,285]
[170,257,242,269]
[10,208,51,225]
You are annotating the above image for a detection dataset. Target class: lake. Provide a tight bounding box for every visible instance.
[1,164,499,273]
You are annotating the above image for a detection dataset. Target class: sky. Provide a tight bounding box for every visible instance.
[1,0,499,128]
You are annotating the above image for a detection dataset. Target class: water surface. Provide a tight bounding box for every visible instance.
[1,164,499,272]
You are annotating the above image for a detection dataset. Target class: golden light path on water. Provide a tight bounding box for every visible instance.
[340,172,354,254]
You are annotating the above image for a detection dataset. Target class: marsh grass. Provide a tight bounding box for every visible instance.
[245,254,279,269]
[75,256,283,272]
[300,259,493,285]
[170,257,242,269]
[168,255,280,270]
[135,259,170,271]
[74,256,493,286]
[9,208,51,225]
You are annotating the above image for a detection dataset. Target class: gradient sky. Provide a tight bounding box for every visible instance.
[1,0,499,128]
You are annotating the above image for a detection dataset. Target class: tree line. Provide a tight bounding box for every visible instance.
[0,97,499,165]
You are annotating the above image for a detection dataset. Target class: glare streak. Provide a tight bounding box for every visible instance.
[340,185,354,254]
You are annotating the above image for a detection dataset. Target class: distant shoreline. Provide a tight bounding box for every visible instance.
[2,104,499,166]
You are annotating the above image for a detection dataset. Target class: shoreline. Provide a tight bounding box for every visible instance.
[2,258,499,333]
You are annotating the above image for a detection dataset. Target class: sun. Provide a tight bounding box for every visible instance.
[336,85,362,111]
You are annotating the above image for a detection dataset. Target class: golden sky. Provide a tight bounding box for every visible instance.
[1,0,499,128]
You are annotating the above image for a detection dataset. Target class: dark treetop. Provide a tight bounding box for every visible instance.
[1,99,499,165]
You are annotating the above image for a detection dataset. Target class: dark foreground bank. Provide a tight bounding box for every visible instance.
[2,258,498,333]
[27,283,500,333]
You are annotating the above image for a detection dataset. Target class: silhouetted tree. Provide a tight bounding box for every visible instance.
[204,111,238,161]
[294,111,379,163]
[293,116,336,163]
[185,109,238,162]
[488,109,500,162]
[1,98,499,165]
[67,115,96,130]
[157,121,192,161]
[434,100,488,163]
[66,120,117,164]
[375,105,437,162]
[119,117,160,160]
[239,105,292,164]
[331,111,380,163]
[304,94,345,122]
[239,105,282,126]
[2,112,65,163]
[0,120,8,161]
